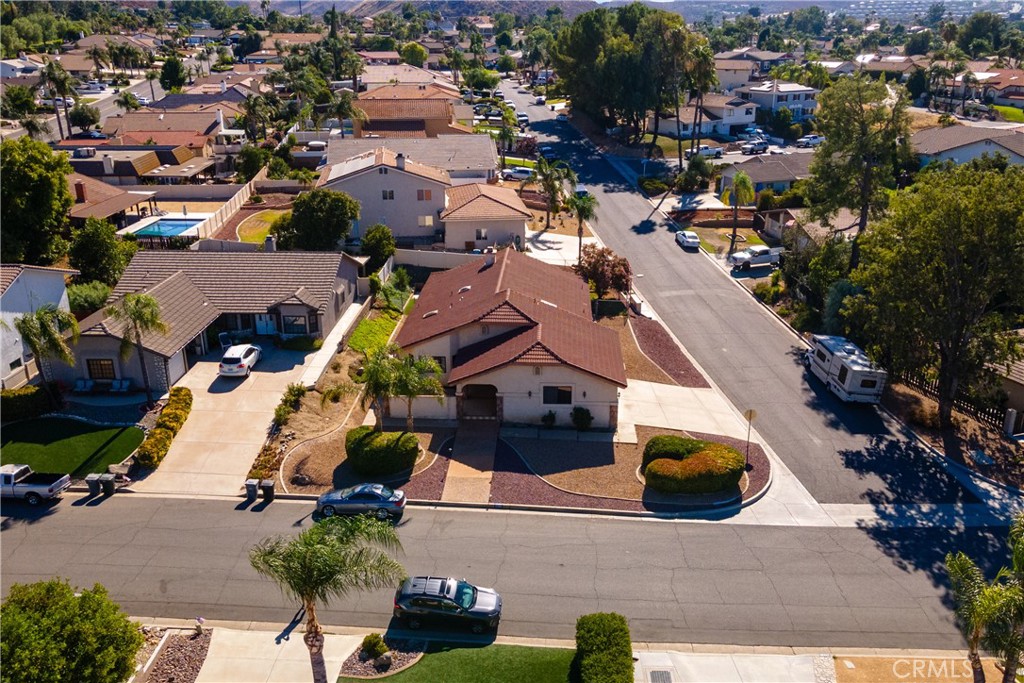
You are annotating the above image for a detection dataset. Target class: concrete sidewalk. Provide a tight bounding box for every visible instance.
[194,628,361,683]
[636,651,832,683]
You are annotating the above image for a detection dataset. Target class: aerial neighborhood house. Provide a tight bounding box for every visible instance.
[714,59,758,92]
[719,153,813,196]
[357,64,459,92]
[394,249,626,428]
[650,94,756,138]
[49,251,360,393]
[66,172,157,229]
[911,126,1024,166]
[761,206,860,250]
[855,55,924,82]
[810,60,857,77]
[440,184,531,252]
[976,69,1024,108]
[352,99,472,138]
[0,265,78,389]
[999,332,1024,432]
[734,80,820,121]
[715,48,795,75]
[66,146,215,185]
[325,136,499,184]
[357,51,402,64]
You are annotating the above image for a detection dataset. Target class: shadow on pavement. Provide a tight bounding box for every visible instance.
[1,498,60,530]
[384,617,497,648]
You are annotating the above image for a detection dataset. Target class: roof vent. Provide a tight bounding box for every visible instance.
[422,310,438,318]
[458,285,471,293]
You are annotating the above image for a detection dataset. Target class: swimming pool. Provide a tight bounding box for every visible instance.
[133,218,202,237]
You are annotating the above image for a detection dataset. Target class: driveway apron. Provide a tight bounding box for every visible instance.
[442,422,499,503]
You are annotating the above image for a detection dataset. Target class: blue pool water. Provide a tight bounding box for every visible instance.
[134,218,202,237]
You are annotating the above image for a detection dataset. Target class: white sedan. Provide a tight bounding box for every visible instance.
[675,230,700,249]
[500,166,533,181]
[218,344,262,378]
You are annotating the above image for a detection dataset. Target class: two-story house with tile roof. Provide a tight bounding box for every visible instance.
[1,264,78,389]
[352,98,472,138]
[734,80,820,121]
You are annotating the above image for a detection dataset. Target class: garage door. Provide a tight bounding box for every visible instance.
[167,349,187,386]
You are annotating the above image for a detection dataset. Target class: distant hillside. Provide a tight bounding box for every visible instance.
[244,0,598,20]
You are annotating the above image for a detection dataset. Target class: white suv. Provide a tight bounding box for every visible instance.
[500,166,533,181]
[218,344,262,378]
[796,134,825,148]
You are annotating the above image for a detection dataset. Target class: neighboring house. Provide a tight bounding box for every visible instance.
[352,98,472,138]
[49,251,360,393]
[326,135,498,184]
[0,55,42,78]
[719,153,814,196]
[715,59,757,92]
[1,264,78,389]
[911,126,1024,166]
[441,184,530,251]
[734,80,820,121]
[358,51,402,64]
[977,69,1024,109]
[811,60,857,77]
[715,48,795,74]
[999,331,1024,433]
[67,147,216,185]
[319,147,451,244]
[35,52,94,79]
[100,109,235,175]
[358,64,459,92]
[361,83,462,102]
[72,34,156,55]
[67,172,157,228]
[857,56,920,82]
[394,248,626,427]
[761,206,860,249]
[648,94,755,139]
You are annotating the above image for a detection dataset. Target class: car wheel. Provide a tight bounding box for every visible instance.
[375,508,389,520]
[407,618,422,630]
[321,505,335,517]
[740,262,750,271]
[245,367,251,377]
[716,152,722,158]
[25,493,41,506]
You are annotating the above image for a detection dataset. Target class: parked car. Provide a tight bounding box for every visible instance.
[1,464,71,506]
[136,95,151,106]
[738,127,766,141]
[316,483,406,520]
[675,230,700,249]
[741,139,769,155]
[71,130,109,139]
[796,134,825,148]
[555,113,569,122]
[39,96,75,108]
[684,144,723,160]
[516,112,529,125]
[493,90,504,99]
[218,343,262,377]
[539,145,556,160]
[574,183,588,197]
[535,95,546,105]
[727,245,784,271]
[394,576,502,633]
[500,166,533,181]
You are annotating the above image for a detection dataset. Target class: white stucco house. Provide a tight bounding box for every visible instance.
[393,249,627,428]
[441,184,530,251]
[1,264,78,389]
[734,80,820,121]
[911,126,1024,166]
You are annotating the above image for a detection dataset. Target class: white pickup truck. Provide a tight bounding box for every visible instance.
[684,144,724,160]
[1,464,72,506]
[727,245,784,271]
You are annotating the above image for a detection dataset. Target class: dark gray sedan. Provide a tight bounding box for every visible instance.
[316,484,406,520]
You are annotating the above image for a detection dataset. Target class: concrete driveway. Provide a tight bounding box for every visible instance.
[618,379,749,440]
[134,346,311,496]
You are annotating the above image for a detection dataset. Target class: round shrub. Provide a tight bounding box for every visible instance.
[644,442,745,495]
[641,435,705,470]
[345,426,419,476]
[361,633,388,659]
[136,427,174,469]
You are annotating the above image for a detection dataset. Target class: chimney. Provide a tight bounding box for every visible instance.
[216,108,224,127]
[264,235,276,252]
[74,180,86,203]
[395,152,405,170]
[220,80,227,93]
[102,154,114,175]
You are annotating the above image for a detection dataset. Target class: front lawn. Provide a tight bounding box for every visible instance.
[0,417,144,476]
[237,209,288,244]
[338,644,574,683]
[347,308,402,354]
[993,105,1024,123]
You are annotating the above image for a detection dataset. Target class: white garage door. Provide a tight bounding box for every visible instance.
[167,349,187,386]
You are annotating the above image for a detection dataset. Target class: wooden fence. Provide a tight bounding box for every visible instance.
[897,371,1006,429]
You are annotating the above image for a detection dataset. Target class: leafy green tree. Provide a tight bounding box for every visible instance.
[272,188,360,251]
[574,244,631,298]
[1,84,36,119]
[1,578,143,683]
[159,55,187,91]
[70,218,138,285]
[463,67,500,99]
[362,223,396,272]
[250,517,405,683]
[399,41,427,67]
[106,293,169,407]
[68,281,112,317]
[236,144,270,182]
[0,137,72,264]
[720,171,755,255]
[13,304,79,396]
[68,103,101,131]
[904,30,934,55]
[848,165,1024,430]
[393,353,443,433]
[496,53,517,74]
[807,74,910,270]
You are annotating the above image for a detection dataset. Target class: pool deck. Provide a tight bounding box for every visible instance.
[118,212,214,238]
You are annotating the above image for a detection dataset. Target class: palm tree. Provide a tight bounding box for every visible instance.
[959,71,978,114]
[393,354,443,433]
[721,171,755,255]
[496,121,516,169]
[13,305,80,402]
[946,551,992,683]
[114,91,140,113]
[531,157,577,229]
[688,43,717,155]
[565,193,598,265]
[241,93,268,142]
[145,69,159,102]
[19,116,51,140]
[250,517,405,683]
[105,293,169,408]
[360,344,400,432]
[332,91,365,138]
[86,44,108,80]
[38,60,73,140]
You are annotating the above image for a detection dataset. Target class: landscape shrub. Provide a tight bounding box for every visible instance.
[752,281,782,305]
[571,406,593,431]
[541,410,556,428]
[155,407,189,435]
[574,612,633,683]
[644,442,746,495]
[247,443,282,480]
[274,403,293,426]
[756,188,776,212]
[0,385,55,422]
[345,426,419,476]
[280,383,307,410]
[348,310,401,355]
[789,302,822,332]
[638,176,669,196]
[168,386,193,410]
[641,435,705,470]
[135,427,174,468]
[361,633,389,659]
[67,280,111,317]
[278,335,323,352]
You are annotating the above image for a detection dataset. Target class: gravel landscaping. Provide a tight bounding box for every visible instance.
[630,314,710,388]
[597,316,675,384]
[339,637,426,678]
[144,630,211,683]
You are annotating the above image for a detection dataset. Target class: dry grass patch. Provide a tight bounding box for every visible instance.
[528,208,591,237]
[237,209,287,244]
[908,110,947,132]
[597,315,675,384]
[834,656,1001,683]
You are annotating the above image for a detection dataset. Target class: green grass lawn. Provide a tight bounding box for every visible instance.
[338,644,574,683]
[1,417,144,476]
[503,156,536,169]
[237,209,288,244]
[642,132,687,160]
[993,105,1024,123]
[348,309,402,354]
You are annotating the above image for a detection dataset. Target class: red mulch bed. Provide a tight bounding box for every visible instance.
[629,314,710,389]
[400,439,453,502]
[210,193,295,241]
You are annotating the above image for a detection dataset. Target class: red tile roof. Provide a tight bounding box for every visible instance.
[441,184,531,221]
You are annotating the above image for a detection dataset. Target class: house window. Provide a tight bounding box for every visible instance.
[8,358,22,371]
[432,356,447,372]
[239,313,254,331]
[282,316,307,335]
[378,167,388,174]
[418,215,433,227]
[475,228,487,240]
[542,385,572,405]
[837,365,849,385]
[417,189,432,201]
[87,359,116,381]
[308,314,319,335]
[777,95,788,102]
[382,190,394,200]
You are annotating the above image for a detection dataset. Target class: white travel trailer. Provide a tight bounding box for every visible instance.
[804,335,887,404]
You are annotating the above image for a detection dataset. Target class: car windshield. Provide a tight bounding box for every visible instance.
[451,581,476,610]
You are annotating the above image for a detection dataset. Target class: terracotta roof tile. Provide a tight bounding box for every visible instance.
[441,184,530,220]
[355,98,453,121]
[322,146,450,186]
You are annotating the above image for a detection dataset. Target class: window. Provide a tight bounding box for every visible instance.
[87,359,116,381]
[239,313,254,330]
[8,358,22,371]
[543,385,572,405]
[382,190,394,200]
[378,167,388,174]
[282,316,307,335]
[777,95,788,102]
[816,350,827,363]
[309,314,319,335]
[418,215,433,227]
[860,379,878,389]
[837,365,849,384]
[417,189,432,201]
[432,356,447,372]
[475,228,487,240]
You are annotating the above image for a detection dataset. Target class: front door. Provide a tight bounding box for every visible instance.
[255,314,277,335]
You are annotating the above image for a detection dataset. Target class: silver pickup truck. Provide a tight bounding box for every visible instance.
[1,464,72,506]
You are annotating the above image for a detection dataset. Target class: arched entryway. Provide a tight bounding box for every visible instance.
[460,384,498,419]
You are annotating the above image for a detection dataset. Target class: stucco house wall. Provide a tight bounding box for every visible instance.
[47,336,177,395]
[1,269,74,389]
[321,170,447,241]
[443,217,527,251]
[917,140,1024,166]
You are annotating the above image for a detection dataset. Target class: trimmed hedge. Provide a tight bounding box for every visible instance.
[641,435,704,470]
[155,407,188,435]
[135,427,174,469]
[345,426,419,476]
[169,386,193,411]
[138,388,193,468]
[0,384,56,422]
[644,442,745,495]
[574,612,633,683]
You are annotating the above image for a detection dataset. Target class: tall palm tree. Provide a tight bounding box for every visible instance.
[959,71,978,114]
[86,44,108,80]
[241,93,268,142]
[721,170,755,255]
[688,43,717,155]
[565,193,598,265]
[19,116,51,140]
[13,305,80,401]
[105,293,168,408]
[38,60,73,140]
[496,121,516,169]
[946,551,993,683]
[394,354,443,433]
[114,91,140,113]
[251,517,405,683]
[145,69,159,102]
[332,91,365,138]
[530,157,577,229]
[360,344,400,432]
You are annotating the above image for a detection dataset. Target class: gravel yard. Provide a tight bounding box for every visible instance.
[630,314,710,388]
[143,630,211,683]
[339,637,426,678]
[597,315,675,384]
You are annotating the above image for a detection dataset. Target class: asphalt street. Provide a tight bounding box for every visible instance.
[0,497,1008,648]
[504,80,976,507]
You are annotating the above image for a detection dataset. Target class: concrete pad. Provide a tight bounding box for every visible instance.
[441,476,492,503]
[731,654,818,682]
[196,629,361,683]
[668,653,743,682]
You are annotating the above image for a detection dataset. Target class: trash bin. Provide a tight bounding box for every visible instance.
[99,473,116,496]
[260,479,275,502]
[85,473,102,496]
[245,478,259,502]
